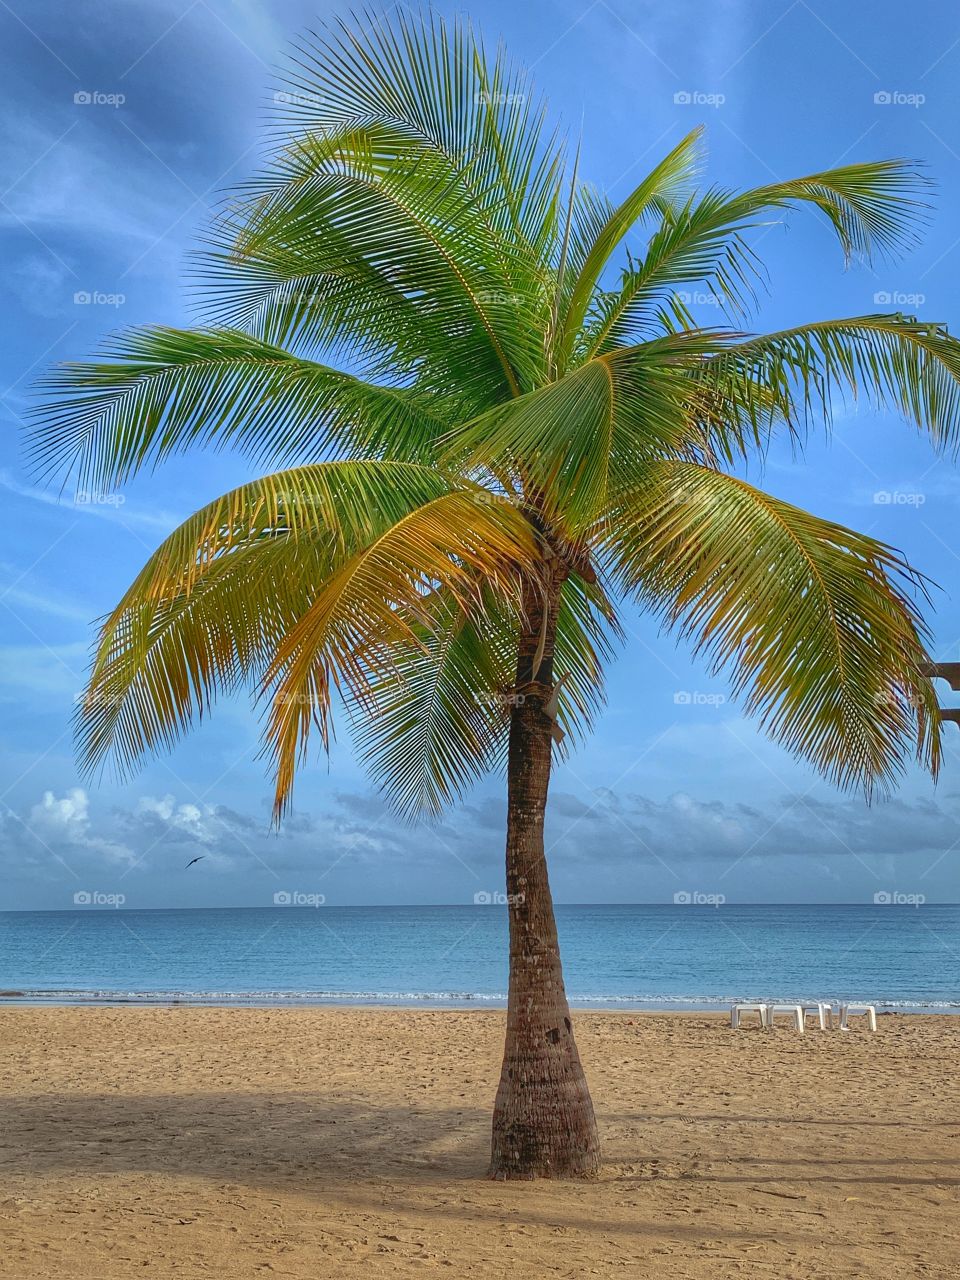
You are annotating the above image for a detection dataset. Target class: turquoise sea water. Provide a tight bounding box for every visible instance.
[0,904,957,1010]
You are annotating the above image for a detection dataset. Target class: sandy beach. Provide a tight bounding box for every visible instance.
[1,1007,958,1277]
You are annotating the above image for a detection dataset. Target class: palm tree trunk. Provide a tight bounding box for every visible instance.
[488,573,601,1180]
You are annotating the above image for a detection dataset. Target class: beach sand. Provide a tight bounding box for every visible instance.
[1,1007,958,1277]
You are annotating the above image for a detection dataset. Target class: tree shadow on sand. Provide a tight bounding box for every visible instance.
[3,1092,959,1197]
[0,1091,848,1246]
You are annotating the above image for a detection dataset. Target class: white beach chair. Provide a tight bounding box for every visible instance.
[764,1004,805,1032]
[838,1003,877,1032]
[730,1002,768,1029]
[801,1002,835,1030]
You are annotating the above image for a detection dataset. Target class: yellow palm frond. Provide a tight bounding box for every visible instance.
[80,463,536,811]
[604,460,940,793]
[262,489,535,816]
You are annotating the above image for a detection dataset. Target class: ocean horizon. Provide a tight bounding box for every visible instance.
[2,903,958,1011]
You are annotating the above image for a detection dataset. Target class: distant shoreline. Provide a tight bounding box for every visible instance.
[0,991,955,1013]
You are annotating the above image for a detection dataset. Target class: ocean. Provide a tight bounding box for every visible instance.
[0,903,957,1010]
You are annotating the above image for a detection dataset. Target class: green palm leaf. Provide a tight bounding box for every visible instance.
[584,161,927,353]
[348,571,618,819]
[31,328,452,489]
[711,315,960,448]
[553,126,703,370]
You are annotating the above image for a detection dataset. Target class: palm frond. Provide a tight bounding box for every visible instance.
[553,127,703,369]
[78,534,326,778]
[196,9,566,400]
[552,571,620,744]
[603,460,940,794]
[707,314,960,451]
[442,332,753,530]
[30,328,451,489]
[346,569,618,819]
[582,160,928,353]
[78,463,534,804]
[201,125,547,398]
[274,8,564,250]
[347,591,516,819]
[262,487,535,816]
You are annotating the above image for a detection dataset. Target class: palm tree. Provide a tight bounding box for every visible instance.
[32,12,959,1180]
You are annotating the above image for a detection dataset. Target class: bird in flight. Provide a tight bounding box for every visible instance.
[184,856,205,869]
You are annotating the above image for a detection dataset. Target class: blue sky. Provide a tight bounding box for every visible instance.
[3,0,960,910]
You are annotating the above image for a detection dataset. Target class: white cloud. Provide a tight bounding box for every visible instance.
[136,794,224,847]
[28,787,134,865]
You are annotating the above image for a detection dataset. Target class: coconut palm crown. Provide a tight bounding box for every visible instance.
[31,11,960,1179]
